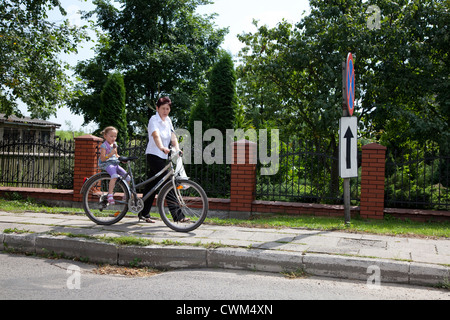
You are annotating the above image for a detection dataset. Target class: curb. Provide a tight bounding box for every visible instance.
[1,232,449,287]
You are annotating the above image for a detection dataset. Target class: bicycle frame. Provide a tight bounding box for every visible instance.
[128,161,172,202]
[124,150,185,207]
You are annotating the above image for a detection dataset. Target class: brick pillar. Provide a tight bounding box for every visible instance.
[360,143,387,219]
[73,135,103,202]
[229,140,257,218]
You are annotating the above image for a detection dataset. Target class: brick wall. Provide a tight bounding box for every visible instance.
[229,140,257,215]
[1,137,448,222]
[72,135,103,202]
[359,143,387,220]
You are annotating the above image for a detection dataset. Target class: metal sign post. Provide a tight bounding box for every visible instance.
[341,53,357,225]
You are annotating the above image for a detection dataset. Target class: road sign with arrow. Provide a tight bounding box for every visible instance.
[339,117,358,178]
[340,53,358,224]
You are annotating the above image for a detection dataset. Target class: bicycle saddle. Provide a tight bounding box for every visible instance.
[119,156,139,163]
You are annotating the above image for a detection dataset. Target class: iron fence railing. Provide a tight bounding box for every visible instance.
[0,137,74,189]
[256,140,361,205]
[385,144,450,210]
[2,133,448,211]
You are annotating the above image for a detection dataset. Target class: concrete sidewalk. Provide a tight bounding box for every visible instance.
[0,210,449,287]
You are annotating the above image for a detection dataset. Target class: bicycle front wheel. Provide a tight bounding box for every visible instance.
[157,180,208,232]
[82,173,130,225]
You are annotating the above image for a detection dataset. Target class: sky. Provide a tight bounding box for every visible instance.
[19,0,311,131]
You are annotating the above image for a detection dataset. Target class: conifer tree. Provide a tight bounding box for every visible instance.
[99,72,128,144]
[208,52,237,133]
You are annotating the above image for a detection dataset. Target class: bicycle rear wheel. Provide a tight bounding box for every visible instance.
[82,173,130,225]
[157,180,208,232]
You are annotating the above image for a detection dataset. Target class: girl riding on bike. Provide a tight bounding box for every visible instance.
[98,126,130,205]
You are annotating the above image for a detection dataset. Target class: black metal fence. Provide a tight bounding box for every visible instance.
[256,139,361,205]
[0,137,74,189]
[2,134,448,211]
[385,144,450,210]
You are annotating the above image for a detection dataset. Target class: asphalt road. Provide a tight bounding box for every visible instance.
[1,253,448,302]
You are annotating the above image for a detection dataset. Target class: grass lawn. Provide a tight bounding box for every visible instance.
[206,214,449,239]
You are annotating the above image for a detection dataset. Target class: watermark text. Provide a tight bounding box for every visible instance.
[176,122,279,176]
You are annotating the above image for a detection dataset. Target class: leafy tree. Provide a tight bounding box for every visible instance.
[69,60,108,126]
[362,0,449,153]
[99,72,128,144]
[0,0,88,119]
[237,0,449,152]
[237,0,449,198]
[70,0,227,135]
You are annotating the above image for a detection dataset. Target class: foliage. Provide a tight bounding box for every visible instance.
[189,51,241,136]
[99,72,128,144]
[385,143,450,210]
[207,51,238,133]
[68,60,107,126]
[55,158,74,190]
[55,121,90,140]
[0,0,89,119]
[237,0,449,151]
[362,0,450,153]
[69,0,227,135]
[188,91,209,134]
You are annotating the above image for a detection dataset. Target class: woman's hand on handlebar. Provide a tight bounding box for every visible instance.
[161,147,171,155]
[164,147,183,157]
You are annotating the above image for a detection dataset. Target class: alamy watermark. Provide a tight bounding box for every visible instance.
[67,265,81,290]
[175,121,280,176]
[366,5,381,30]
[367,265,381,289]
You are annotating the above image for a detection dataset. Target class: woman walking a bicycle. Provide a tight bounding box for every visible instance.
[139,97,187,223]
[81,96,208,230]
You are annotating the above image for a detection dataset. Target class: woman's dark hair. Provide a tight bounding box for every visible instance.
[156,97,172,108]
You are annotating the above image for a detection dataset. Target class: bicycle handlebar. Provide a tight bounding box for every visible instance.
[169,148,183,159]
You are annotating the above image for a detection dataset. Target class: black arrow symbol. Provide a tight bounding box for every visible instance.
[344,126,354,169]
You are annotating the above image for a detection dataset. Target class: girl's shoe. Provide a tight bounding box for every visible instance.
[107,194,115,205]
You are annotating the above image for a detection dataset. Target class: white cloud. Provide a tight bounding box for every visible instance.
[67,5,82,26]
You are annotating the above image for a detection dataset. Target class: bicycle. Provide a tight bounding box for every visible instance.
[80,149,209,232]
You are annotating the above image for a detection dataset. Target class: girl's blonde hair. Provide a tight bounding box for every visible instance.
[100,126,118,136]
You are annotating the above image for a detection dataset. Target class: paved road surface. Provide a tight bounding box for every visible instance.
[0,253,448,301]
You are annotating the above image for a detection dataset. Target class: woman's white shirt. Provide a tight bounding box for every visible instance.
[146,112,174,159]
